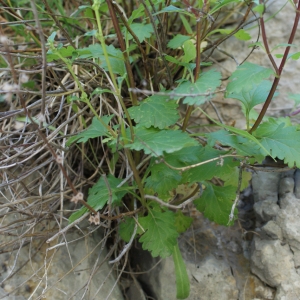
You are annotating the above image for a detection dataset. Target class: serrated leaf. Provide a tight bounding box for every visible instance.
[174,70,221,105]
[173,243,190,299]
[174,210,193,233]
[254,121,300,168]
[69,175,129,223]
[194,183,237,226]
[167,34,191,49]
[119,217,136,242]
[66,115,113,146]
[126,127,198,157]
[139,209,179,258]
[207,129,264,158]
[227,80,273,116]
[128,96,179,129]
[145,163,182,199]
[226,62,273,94]
[164,146,204,166]
[127,23,154,42]
[181,146,240,183]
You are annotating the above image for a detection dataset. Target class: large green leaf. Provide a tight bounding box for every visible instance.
[139,207,179,258]
[126,127,198,156]
[174,70,221,105]
[128,96,179,129]
[181,146,240,183]
[254,120,300,168]
[194,183,237,226]
[69,175,129,223]
[145,163,182,199]
[226,62,273,94]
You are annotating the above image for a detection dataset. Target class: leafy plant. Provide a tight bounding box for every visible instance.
[3,0,300,298]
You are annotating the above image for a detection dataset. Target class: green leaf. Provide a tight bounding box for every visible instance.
[227,80,273,116]
[226,62,273,94]
[164,146,204,166]
[174,210,193,234]
[253,120,300,168]
[127,23,154,42]
[234,29,251,41]
[119,217,136,242]
[172,243,190,299]
[167,34,191,49]
[174,70,222,105]
[66,115,113,146]
[206,130,264,158]
[222,168,252,191]
[126,127,198,157]
[69,175,128,223]
[199,109,272,158]
[182,40,196,63]
[156,5,185,14]
[145,163,182,199]
[47,45,76,62]
[194,183,237,226]
[181,147,240,183]
[128,95,179,129]
[139,208,179,258]
[253,3,265,15]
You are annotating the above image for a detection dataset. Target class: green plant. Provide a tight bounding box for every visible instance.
[2,0,300,298]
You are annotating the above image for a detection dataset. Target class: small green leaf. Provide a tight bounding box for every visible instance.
[119,217,136,242]
[47,45,76,62]
[128,95,179,129]
[156,5,185,14]
[126,127,198,157]
[167,34,191,49]
[172,243,190,299]
[227,80,274,116]
[127,23,154,42]
[182,40,196,63]
[69,175,129,223]
[139,208,179,258]
[174,211,193,234]
[226,62,273,94]
[174,70,222,105]
[194,183,237,226]
[253,3,265,15]
[253,120,300,168]
[145,163,182,199]
[234,29,251,41]
[66,115,113,146]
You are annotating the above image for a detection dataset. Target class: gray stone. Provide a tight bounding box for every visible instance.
[190,255,239,300]
[253,200,280,223]
[250,237,296,287]
[261,220,283,240]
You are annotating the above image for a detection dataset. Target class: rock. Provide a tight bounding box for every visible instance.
[261,220,283,240]
[250,237,296,287]
[191,255,239,300]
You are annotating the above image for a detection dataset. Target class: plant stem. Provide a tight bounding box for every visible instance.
[250,0,300,133]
